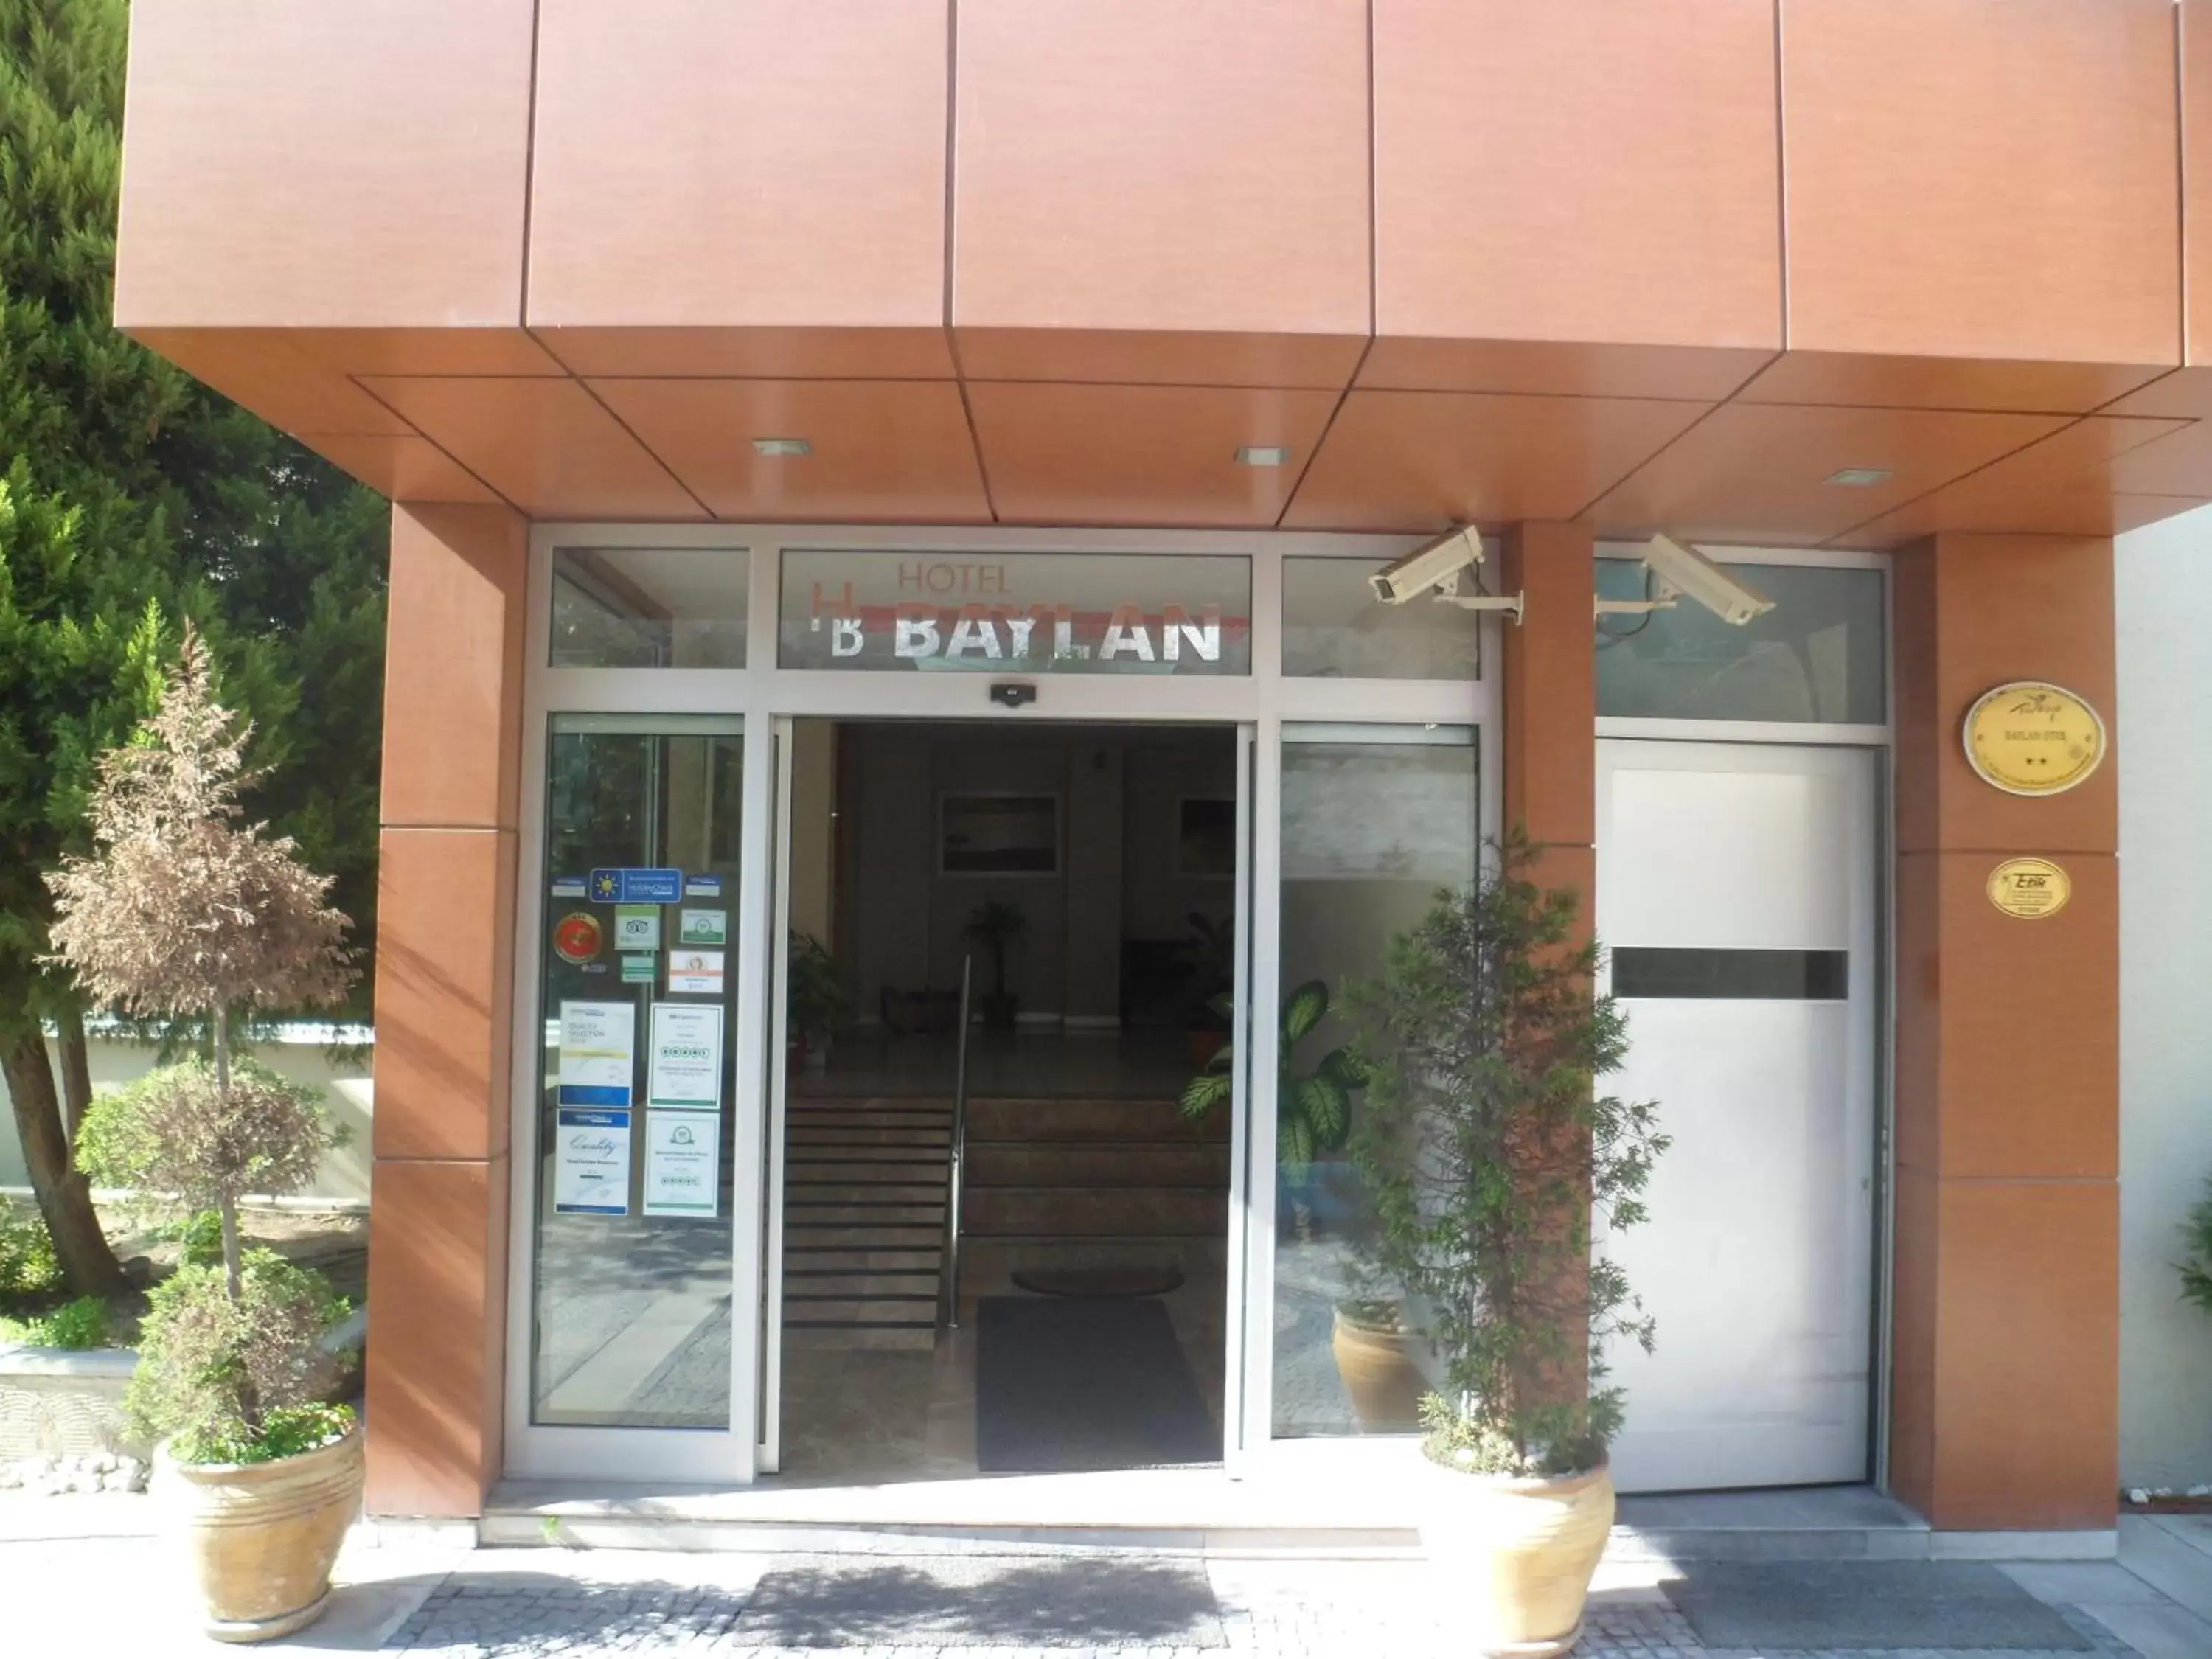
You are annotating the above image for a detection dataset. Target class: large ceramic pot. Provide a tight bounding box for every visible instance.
[1329,1307,1424,1431]
[1416,1455,1614,1657]
[157,1427,364,1643]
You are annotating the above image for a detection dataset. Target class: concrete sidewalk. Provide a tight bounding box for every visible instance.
[4,1500,2212,1657]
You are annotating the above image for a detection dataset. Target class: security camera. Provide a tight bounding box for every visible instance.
[1370,526,1484,605]
[1637,534,1775,626]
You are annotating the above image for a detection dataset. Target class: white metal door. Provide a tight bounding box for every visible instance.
[1596,740,1878,1492]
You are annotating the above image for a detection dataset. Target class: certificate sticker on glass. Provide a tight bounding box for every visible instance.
[643,1111,719,1217]
[613,904,661,952]
[554,1108,632,1215]
[667,949,725,995]
[678,908,727,946]
[557,1000,635,1108]
[649,1004,723,1112]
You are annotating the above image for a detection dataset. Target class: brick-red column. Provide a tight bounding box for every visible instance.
[364,503,528,1517]
[1890,533,2119,1530]
[1498,521,1598,1407]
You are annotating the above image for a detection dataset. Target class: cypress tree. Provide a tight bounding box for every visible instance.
[1,0,386,1294]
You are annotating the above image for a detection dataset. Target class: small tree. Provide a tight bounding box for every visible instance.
[1347,836,1667,1477]
[44,629,355,1456]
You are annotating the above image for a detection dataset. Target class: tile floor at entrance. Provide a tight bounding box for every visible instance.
[776,1270,1228,1484]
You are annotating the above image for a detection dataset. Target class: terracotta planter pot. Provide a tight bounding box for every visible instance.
[1329,1308,1424,1431]
[1416,1456,1614,1657]
[156,1427,364,1643]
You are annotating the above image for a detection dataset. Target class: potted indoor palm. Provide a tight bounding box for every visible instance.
[1347,838,1666,1657]
[46,628,359,1643]
[1183,979,1420,1428]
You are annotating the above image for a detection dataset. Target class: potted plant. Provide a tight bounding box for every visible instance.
[45,629,361,1643]
[964,900,1026,1031]
[1176,911,1234,1070]
[1182,978,1420,1430]
[787,931,844,1069]
[1346,838,1666,1657]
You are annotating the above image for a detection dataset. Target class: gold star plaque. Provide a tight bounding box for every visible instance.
[1961,681,2107,797]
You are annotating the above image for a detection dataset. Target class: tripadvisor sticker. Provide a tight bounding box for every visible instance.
[1987,857,2070,920]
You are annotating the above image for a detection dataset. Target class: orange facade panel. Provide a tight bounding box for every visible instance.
[1370,0,1781,389]
[1284,391,1710,532]
[114,0,534,330]
[526,0,951,378]
[1780,0,2180,376]
[951,0,1371,386]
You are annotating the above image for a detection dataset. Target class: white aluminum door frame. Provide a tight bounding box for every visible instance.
[509,524,1500,1488]
[1594,737,1882,1489]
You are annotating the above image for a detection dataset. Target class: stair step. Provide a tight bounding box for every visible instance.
[787,1202,946,1225]
[966,1097,1224,1142]
[782,1271,941,1298]
[965,1143,1228,1186]
[782,1297,939,1324]
[963,1186,1225,1236]
[788,1182,947,1206]
[783,1159,947,1186]
[780,1247,943,1272]
[787,1127,952,1148]
[785,1224,944,1248]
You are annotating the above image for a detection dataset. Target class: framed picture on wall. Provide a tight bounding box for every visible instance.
[1176,798,1237,878]
[940,793,1060,874]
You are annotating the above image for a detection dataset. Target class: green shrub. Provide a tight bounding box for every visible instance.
[177,1208,225,1268]
[0,1295,111,1350]
[0,1200,62,1295]
[75,1057,335,1209]
[128,1248,350,1462]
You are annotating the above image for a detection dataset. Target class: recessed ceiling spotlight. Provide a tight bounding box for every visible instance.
[753,437,812,458]
[1235,445,1292,467]
[1825,467,1892,487]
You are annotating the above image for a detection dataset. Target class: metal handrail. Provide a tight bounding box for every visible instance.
[939,953,975,1333]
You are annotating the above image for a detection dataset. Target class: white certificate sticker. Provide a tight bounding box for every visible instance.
[557,1000,635,1108]
[648,1004,723,1112]
[554,1108,632,1215]
[613,904,662,952]
[666,949,725,996]
[643,1110,720,1217]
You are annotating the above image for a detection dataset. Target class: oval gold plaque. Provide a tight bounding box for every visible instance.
[1987,857,2070,920]
[1962,681,2107,796]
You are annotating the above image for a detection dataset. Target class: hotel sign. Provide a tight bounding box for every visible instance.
[1961,681,2106,797]
[779,549,1251,675]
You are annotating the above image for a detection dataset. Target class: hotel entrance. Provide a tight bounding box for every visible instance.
[763,719,1240,1481]
[501,529,1498,1499]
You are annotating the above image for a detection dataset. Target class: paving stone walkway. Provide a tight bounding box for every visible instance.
[1,1525,2206,1658]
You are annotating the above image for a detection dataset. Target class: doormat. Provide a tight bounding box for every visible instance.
[731,1554,1228,1649]
[1012,1262,1184,1298]
[975,1295,1218,1472]
[1662,1561,2095,1651]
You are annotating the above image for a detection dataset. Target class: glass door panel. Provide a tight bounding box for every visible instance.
[1269,724,1478,1437]
[527,714,745,1429]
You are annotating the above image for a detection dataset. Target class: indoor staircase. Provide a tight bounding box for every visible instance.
[779,1093,1234,1348]
[959,1096,1233,1295]
[780,1096,953,1350]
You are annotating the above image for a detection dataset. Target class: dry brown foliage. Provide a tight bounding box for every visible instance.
[44,627,352,1020]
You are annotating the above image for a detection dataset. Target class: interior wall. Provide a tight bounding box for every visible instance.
[1121,736,1239,952]
[2116,504,2212,1489]
[790,722,835,944]
[836,723,1234,1026]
